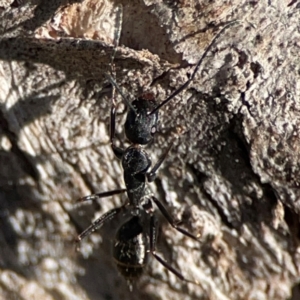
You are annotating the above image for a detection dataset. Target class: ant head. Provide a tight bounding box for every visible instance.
[125,93,159,145]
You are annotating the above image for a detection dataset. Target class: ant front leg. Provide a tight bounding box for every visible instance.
[147,143,173,182]
[149,215,199,285]
[147,126,185,182]
[151,196,200,241]
[110,86,125,160]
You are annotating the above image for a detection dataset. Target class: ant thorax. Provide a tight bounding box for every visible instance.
[139,187,155,213]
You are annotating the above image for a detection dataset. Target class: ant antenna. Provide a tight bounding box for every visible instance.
[105,4,137,114]
[149,20,240,116]
[110,4,123,71]
[105,73,137,113]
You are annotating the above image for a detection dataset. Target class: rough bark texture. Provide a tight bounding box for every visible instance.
[0,0,299,299]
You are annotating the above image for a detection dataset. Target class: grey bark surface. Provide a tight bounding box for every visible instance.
[0,0,299,300]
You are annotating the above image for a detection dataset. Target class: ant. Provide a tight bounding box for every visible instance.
[76,19,238,288]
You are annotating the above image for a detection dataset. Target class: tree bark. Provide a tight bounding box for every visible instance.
[0,0,299,299]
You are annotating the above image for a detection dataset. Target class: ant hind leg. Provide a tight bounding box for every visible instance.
[151,196,200,241]
[149,215,199,285]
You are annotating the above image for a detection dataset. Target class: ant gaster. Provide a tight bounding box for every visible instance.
[76,20,238,288]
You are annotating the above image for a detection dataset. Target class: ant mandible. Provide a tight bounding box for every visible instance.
[76,19,238,288]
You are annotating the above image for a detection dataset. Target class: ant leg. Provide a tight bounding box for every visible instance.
[77,189,127,203]
[151,196,200,241]
[149,215,199,285]
[147,126,184,182]
[76,205,125,247]
[110,85,125,160]
[147,143,173,182]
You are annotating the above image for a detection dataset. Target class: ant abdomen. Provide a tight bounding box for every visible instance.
[113,216,148,281]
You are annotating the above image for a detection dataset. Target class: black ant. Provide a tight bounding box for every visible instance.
[76,20,238,288]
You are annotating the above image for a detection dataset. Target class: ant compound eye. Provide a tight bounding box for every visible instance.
[151,126,156,135]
